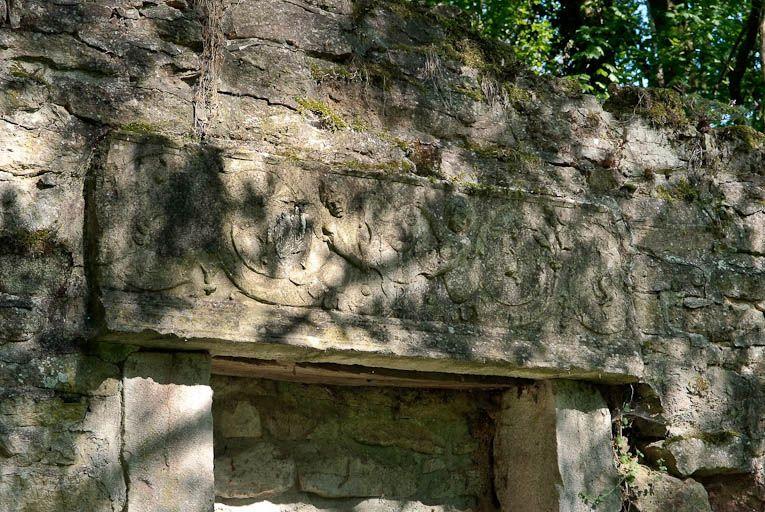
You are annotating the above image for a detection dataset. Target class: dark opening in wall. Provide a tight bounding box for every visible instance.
[211,362,505,512]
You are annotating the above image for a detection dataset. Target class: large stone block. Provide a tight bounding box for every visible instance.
[493,380,621,512]
[214,442,295,499]
[96,135,643,382]
[123,352,214,512]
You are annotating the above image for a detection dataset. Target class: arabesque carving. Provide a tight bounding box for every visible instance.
[100,140,631,337]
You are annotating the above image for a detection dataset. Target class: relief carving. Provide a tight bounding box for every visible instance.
[563,222,630,335]
[102,141,630,335]
[415,194,480,321]
[476,207,559,327]
[221,182,329,307]
[110,149,193,293]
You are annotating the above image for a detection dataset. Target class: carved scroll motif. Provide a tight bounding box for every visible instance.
[113,149,194,293]
[215,170,604,329]
[220,174,329,307]
[106,143,628,334]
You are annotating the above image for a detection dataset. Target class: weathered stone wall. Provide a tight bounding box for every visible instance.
[212,376,498,511]
[0,0,763,509]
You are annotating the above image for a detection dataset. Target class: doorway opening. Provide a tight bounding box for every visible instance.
[211,359,514,512]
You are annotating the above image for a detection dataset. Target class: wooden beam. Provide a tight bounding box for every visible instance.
[211,357,524,389]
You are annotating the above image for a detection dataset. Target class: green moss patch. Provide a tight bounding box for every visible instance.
[656,178,700,203]
[341,158,416,174]
[465,141,542,173]
[713,125,765,150]
[0,229,60,257]
[9,62,48,85]
[309,63,363,83]
[296,97,349,132]
[119,122,162,135]
[605,86,690,129]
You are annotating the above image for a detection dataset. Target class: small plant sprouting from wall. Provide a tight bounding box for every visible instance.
[579,388,658,511]
[579,417,636,509]
[193,0,225,139]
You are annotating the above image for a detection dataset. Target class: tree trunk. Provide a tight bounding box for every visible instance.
[552,0,616,91]
[646,0,675,86]
[729,0,763,106]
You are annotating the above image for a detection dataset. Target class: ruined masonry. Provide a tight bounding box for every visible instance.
[0,0,763,510]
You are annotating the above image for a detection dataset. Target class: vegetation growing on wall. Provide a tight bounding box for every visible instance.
[192,0,225,139]
[424,0,765,129]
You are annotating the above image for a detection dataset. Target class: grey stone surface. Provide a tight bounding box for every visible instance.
[1,0,764,508]
[212,376,495,511]
[645,435,752,477]
[96,136,643,382]
[214,498,469,512]
[493,381,621,512]
[219,401,263,439]
[0,51,125,510]
[215,442,295,499]
[123,352,214,512]
[631,466,711,512]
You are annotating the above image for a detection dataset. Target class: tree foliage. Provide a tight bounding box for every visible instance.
[426,0,765,128]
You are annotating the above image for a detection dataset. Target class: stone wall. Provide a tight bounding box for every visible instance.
[212,376,498,511]
[0,0,763,509]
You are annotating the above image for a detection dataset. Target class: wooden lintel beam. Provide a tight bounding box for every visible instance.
[211,357,522,390]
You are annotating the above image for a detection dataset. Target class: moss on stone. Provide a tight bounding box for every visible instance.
[349,115,370,132]
[605,86,690,129]
[664,430,743,447]
[503,83,534,107]
[465,141,542,173]
[714,125,765,150]
[25,229,56,254]
[453,83,485,102]
[296,97,349,131]
[453,39,485,69]
[359,61,399,91]
[341,158,416,174]
[119,122,162,135]
[9,62,47,85]
[0,229,59,257]
[309,63,362,83]
[438,37,521,84]
[656,178,699,203]
[89,342,140,364]
[378,131,413,152]
[405,140,442,177]
[555,76,587,98]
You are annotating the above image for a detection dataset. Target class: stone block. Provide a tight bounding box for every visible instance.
[298,455,419,499]
[214,442,295,499]
[97,137,643,383]
[493,380,621,512]
[219,401,262,439]
[645,435,751,477]
[123,352,214,512]
[631,466,711,512]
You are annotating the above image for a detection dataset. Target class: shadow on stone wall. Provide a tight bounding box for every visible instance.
[2,0,764,508]
[0,1,206,508]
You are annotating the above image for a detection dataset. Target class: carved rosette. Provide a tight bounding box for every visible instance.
[477,206,559,328]
[219,172,330,307]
